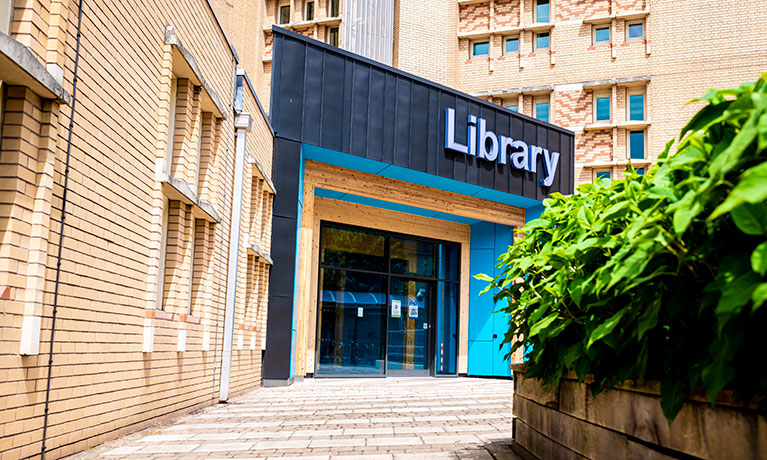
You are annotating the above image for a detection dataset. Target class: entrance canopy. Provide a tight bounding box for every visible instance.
[264,27,575,384]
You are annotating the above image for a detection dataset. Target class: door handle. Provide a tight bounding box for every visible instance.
[493,334,498,339]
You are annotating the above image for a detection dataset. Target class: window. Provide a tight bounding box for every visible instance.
[330,0,339,17]
[535,101,549,123]
[0,0,12,34]
[594,26,610,44]
[504,37,519,54]
[536,0,550,23]
[306,1,314,20]
[535,32,550,50]
[279,5,290,24]
[595,171,611,181]
[505,105,519,112]
[328,27,339,47]
[629,93,645,120]
[595,96,611,121]
[636,168,645,175]
[157,197,170,310]
[165,77,178,176]
[472,41,489,57]
[627,22,644,41]
[629,131,646,160]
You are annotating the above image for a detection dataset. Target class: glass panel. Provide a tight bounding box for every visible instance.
[306,1,314,20]
[536,0,550,22]
[390,237,437,278]
[317,268,387,375]
[637,168,645,175]
[279,5,290,24]
[628,22,644,39]
[438,244,459,281]
[596,171,611,180]
[329,27,339,46]
[630,131,645,159]
[388,278,430,374]
[506,105,519,112]
[505,38,519,53]
[321,226,386,272]
[436,282,458,374]
[473,42,489,56]
[330,0,340,16]
[595,27,610,43]
[596,97,611,121]
[536,33,550,49]
[629,94,645,120]
[535,102,549,123]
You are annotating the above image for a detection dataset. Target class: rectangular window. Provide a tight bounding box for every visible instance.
[595,97,611,121]
[596,171,611,180]
[328,27,339,46]
[636,168,645,175]
[506,105,519,112]
[627,22,644,40]
[594,26,610,43]
[629,93,645,120]
[535,32,550,50]
[306,1,314,20]
[472,41,489,57]
[536,0,550,23]
[630,131,646,160]
[330,0,340,17]
[535,102,549,123]
[0,0,12,34]
[505,37,519,54]
[279,5,291,24]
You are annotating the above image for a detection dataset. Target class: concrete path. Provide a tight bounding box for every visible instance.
[69,377,521,460]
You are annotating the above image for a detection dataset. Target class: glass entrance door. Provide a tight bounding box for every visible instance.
[387,278,431,376]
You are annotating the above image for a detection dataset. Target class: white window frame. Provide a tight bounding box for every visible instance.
[628,130,647,160]
[626,87,646,121]
[278,3,291,24]
[0,0,12,34]
[503,36,520,55]
[533,96,550,121]
[592,25,610,45]
[470,40,490,59]
[593,91,611,122]
[535,0,550,23]
[305,1,314,21]
[626,20,645,42]
[534,32,550,51]
[593,169,612,182]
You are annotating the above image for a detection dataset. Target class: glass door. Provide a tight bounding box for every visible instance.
[387,278,432,376]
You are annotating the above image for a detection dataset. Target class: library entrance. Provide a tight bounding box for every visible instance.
[316,223,459,377]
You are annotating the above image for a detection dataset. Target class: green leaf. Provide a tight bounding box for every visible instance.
[587,310,624,349]
[672,190,704,235]
[730,203,767,235]
[708,103,763,176]
[474,273,494,282]
[751,283,767,312]
[660,380,686,422]
[679,99,731,138]
[710,162,767,220]
[701,359,736,405]
[528,313,558,338]
[716,272,761,315]
[752,242,767,276]
[637,300,661,340]
[606,249,650,292]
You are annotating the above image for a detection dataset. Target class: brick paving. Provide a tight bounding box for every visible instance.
[68,377,521,460]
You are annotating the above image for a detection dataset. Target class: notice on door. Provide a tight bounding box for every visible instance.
[391,299,401,318]
[408,302,419,319]
[358,307,364,317]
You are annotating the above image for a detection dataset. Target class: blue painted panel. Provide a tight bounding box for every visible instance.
[492,333,512,376]
[471,221,495,250]
[468,340,494,376]
[525,204,545,223]
[468,248,495,342]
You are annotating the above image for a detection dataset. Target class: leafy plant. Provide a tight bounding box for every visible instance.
[477,75,767,421]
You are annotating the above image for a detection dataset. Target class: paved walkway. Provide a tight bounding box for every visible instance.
[70,377,521,460]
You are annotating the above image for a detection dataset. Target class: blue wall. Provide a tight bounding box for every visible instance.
[468,222,514,376]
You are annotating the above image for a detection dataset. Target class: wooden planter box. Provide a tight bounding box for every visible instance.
[510,364,767,460]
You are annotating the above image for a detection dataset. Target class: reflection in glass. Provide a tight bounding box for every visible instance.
[317,268,386,375]
[438,244,459,281]
[388,278,430,374]
[436,281,459,375]
[390,237,436,278]
[321,226,386,272]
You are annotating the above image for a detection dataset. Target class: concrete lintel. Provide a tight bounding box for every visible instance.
[248,155,276,194]
[0,32,71,104]
[164,26,228,119]
[161,177,222,223]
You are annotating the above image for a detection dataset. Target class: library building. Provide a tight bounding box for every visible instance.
[262,28,575,385]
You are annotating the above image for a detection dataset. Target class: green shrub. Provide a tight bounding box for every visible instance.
[478,75,767,420]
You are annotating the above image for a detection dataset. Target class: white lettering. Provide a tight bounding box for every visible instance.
[510,140,529,171]
[542,150,560,187]
[478,118,498,161]
[444,108,468,154]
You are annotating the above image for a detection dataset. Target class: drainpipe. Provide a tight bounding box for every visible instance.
[219,111,251,402]
[40,0,84,457]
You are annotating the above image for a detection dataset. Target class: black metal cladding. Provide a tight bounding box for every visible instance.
[264,27,575,381]
[270,27,575,200]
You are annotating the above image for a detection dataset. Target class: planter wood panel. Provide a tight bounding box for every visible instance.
[511,364,767,460]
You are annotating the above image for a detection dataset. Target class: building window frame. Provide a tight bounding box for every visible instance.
[535,0,550,23]
[505,103,519,112]
[328,27,339,47]
[306,1,314,21]
[626,21,645,41]
[504,36,519,55]
[627,89,646,121]
[534,98,550,123]
[165,77,178,177]
[535,32,550,50]
[329,0,340,17]
[471,40,490,58]
[279,4,291,24]
[629,130,646,160]
[594,92,611,122]
[593,25,610,44]
[594,169,612,182]
[0,0,12,35]
[157,197,170,310]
